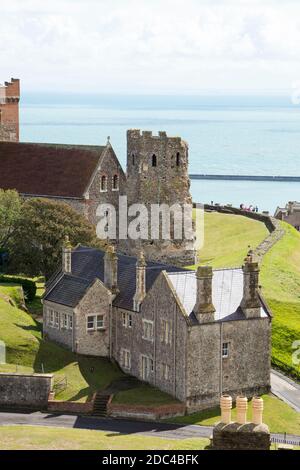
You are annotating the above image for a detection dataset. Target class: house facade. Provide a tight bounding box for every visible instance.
[43,243,272,411]
[275,201,300,231]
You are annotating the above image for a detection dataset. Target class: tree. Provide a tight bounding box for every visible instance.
[9,198,100,279]
[0,189,22,251]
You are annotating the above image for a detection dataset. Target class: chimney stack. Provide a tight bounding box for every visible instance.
[252,397,264,425]
[62,235,72,273]
[104,244,118,294]
[193,265,215,323]
[220,395,232,424]
[133,250,146,312]
[236,396,248,425]
[240,250,261,318]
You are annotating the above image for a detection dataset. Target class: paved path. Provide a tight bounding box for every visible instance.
[0,411,300,445]
[271,369,300,413]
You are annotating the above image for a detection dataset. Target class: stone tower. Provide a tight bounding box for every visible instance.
[0,78,20,142]
[123,129,196,265]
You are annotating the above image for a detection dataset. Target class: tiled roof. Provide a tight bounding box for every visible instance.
[167,269,268,322]
[0,141,105,198]
[44,246,186,310]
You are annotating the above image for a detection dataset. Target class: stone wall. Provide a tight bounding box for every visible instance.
[212,422,271,450]
[43,300,74,350]
[186,317,271,412]
[0,372,53,409]
[113,272,188,403]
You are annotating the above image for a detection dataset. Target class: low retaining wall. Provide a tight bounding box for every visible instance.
[0,372,53,409]
[107,397,186,421]
[201,204,285,263]
[48,395,95,415]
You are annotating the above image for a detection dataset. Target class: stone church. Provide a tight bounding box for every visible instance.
[0,78,194,265]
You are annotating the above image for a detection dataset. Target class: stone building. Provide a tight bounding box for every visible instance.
[43,243,272,411]
[274,201,300,231]
[0,78,20,142]
[0,77,195,265]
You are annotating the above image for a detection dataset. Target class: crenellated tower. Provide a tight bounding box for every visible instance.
[122,129,196,265]
[0,78,20,142]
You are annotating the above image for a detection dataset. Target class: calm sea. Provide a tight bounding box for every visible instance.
[20,94,300,212]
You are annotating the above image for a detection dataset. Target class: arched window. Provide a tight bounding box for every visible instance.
[100,175,107,192]
[152,154,157,167]
[176,152,180,167]
[112,174,119,191]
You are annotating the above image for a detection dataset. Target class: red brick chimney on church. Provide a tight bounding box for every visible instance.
[0,78,20,142]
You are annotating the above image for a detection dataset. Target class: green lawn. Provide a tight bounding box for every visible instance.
[0,426,210,450]
[194,211,269,268]
[167,394,300,435]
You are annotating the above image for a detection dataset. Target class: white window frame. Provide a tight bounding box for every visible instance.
[54,311,60,329]
[49,309,54,326]
[87,315,95,331]
[96,314,105,330]
[121,349,131,370]
[68,314,73,330]
[86,314,105,332]
[62,313,68,329]
[141,355,154,380]
[112,174,119,191]
[162,320,172,345]
[100,174,108,192]
[162,363,170,381]
[122,312,133,328]
[142,320,154,341]
[222,342,229,358]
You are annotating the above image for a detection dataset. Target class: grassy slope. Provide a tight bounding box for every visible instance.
[261,222,300,378]
[0,293,123,401]
[0,426,210,450]
[168,394,300,435]
[196,211,269,268]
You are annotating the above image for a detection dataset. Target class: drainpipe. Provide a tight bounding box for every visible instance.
[219,322,223,397]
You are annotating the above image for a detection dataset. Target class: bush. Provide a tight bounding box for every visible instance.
[0,275,36,301]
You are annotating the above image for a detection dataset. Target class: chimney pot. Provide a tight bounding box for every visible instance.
[236,396,248,425]
[220,395,232,424]
[252,396,264,425]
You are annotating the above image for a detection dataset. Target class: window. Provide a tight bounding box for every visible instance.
[87,315,95,331]
[96,315,104,330]
[162,363,170,381]
[100,175,107,192]
[62,313,68,329]
[49,309,54,326]
[222,342,229,358]
[143,320,153,341]
[152,154,157,167]
[121,349,131,370]
[176,152,180,167]
[162,320,172,345]
[69,315,73,330]
[87,315,105,331]
[141,355,154,380]
[122,312,133,328]
[54,311,59,329]
[132,153,135,165]
[112,174,119,191]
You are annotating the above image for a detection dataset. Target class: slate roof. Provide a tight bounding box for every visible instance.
[0,141,105,198]
[167,269,268,322]
[44,246,186,309]
[44,246,269,321]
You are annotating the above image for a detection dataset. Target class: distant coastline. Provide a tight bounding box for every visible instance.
[190,174,300,182]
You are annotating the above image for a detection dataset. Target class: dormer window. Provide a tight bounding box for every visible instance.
[112,174,119,191]
[100,175,108,192]
[152,154,157,167]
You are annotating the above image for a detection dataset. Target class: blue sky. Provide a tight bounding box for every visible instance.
[1,0,300,94]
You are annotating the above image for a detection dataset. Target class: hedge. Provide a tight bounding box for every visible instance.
[0,276,36,301]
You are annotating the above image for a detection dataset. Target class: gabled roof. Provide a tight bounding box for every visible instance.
[0,141,106,198]
[44,246,186,309]
[167,269,269,322]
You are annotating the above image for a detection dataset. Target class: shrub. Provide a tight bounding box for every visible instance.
[0,275,36,301]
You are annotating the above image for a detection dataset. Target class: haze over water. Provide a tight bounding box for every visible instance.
[20,94,300,213]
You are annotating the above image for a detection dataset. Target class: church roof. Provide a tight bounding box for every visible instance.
[0,141,106,198]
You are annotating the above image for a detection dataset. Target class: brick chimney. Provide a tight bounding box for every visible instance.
[133,250,146,312]
[62,236,72,273]
[104,245,118,294]
[240,250,261,318]
[193,265,215,323]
